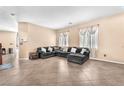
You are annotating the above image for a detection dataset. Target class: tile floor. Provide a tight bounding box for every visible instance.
[0,57,124,86]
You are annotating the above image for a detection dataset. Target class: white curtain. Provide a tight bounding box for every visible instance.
[91,26,98,49]
[79,28,85,47]
[63,32,69,47]
[59,33,63,46]
[58,32,69,47]
[79,25,99,57]
[90,26,99,57]
[79,28,91,48]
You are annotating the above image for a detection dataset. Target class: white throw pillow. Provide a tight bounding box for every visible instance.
[63,48,68,52]
[41,48,46,53]
[48,47,53,52]
[71,48,77,53]
[80,49,86,54]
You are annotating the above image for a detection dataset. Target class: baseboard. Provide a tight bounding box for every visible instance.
[19,58,29,60]
[90,57,124,65]
[19,57,124,64]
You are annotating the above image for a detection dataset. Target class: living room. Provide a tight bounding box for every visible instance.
[0,6,124,87]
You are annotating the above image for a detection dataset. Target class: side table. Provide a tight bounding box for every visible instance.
[29,52,38,60]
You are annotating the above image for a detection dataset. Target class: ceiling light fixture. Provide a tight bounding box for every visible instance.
[69,22,72,25]
[10,13,15,16]
[68,22,72,32]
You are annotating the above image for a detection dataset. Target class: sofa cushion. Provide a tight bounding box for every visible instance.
[63,48,68,52]
[37,47,41,52]
[43,47,48,52]
[71,48,77,53]
[76,48,82,53]
[41,48,46,53]
[44,52,52,56]
[80,49,86,54]
[69,53,85,57]
[50,46,55,51]
[67,47,72,52]
[48,47,53,52]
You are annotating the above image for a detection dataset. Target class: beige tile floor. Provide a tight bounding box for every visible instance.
[0,57,124,86]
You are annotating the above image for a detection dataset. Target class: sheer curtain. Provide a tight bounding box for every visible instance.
[90,26,99,57]
[79,25,99,58]
[59,33,63,46]
[63,32,69,47]
[58,32,69,47]
[80,28,90,48]
[79,28,85,47]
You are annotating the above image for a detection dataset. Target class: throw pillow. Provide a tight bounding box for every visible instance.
[80,49,86,54]
[48,47,53,52]
[71,48,77,53]
[63,48,68,52]
[41,48,46,53]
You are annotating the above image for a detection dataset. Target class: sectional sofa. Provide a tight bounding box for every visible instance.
[37,46,90,64]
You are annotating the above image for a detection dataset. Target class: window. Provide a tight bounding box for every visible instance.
[58,32,69,47]
[79,25,99,57]
[90,26,99,49]
[79,28,91,48]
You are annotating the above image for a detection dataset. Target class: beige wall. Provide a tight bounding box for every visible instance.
[0,31,16,52]
[19,22,56,59]
[19,13,124,62]
[28,23,56,52]
[18,22,29,58]
[57,13,124,62]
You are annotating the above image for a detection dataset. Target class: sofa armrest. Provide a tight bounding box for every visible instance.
[83,51,90,57]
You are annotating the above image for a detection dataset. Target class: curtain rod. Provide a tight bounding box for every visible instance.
[59,24,99,33]
[79,24,99,30]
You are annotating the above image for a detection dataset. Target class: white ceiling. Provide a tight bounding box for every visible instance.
[0,6,124,32]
